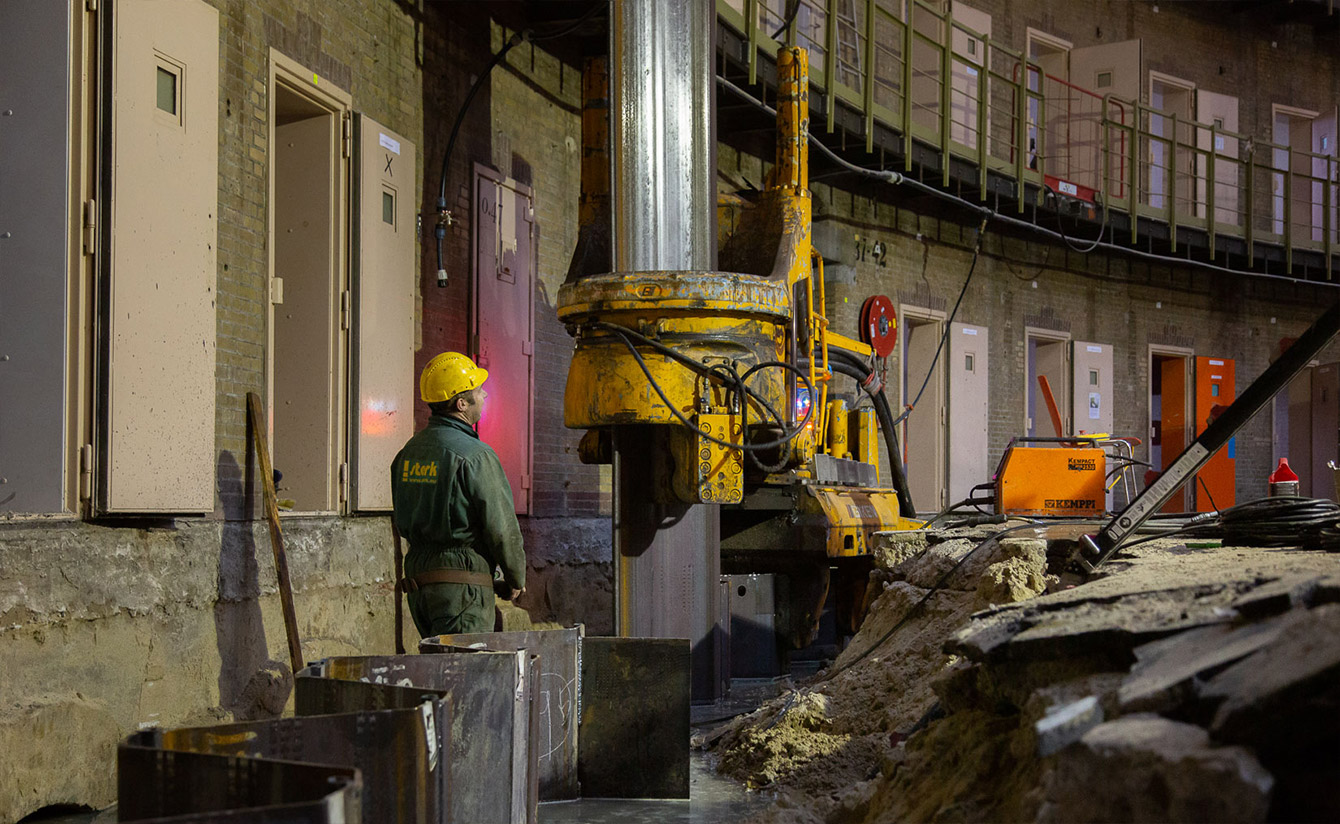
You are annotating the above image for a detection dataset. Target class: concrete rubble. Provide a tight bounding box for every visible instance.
[704,529,1340,823]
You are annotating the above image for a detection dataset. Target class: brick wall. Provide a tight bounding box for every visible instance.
[212,0,423,517]
[488,23,612,519]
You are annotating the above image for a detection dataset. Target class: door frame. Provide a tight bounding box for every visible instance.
[266,49,353,513]
[1024,326,1071,437]
[1148,343,1194,510]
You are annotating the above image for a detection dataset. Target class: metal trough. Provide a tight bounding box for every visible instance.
[311,651,539,824]
[117,741,362,822]
[421,626,582,801]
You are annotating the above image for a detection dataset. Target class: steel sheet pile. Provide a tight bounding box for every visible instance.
[116,627,691,823]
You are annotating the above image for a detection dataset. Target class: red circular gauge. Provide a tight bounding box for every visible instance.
[859,295,898,357]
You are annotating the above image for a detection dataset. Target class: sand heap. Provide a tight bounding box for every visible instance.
[705,525,1052,819]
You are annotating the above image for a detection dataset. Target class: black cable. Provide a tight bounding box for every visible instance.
[596,320,798,433]
[600,323,816,452]
[1045,185,1108,254]
[804,356,916,517]
[434,31,526,280]
[891,213,991,428]
[770,0,802,40]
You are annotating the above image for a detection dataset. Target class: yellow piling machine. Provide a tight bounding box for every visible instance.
[559,47,920,659]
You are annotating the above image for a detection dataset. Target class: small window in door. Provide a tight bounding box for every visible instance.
[1096,71,1112,89]
[382,188,395,227]
[1090,368,1099,386]
[965,353,975,372]
[156,67,177,114]
[1211,383,1220,397]
[154,54,185,127]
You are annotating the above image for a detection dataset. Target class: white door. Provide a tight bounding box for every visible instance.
[101,0,218,512]
[1071,341,1113,437]
[1196,91,1240,224]
[948,323,988,505]
[351,116,416,511]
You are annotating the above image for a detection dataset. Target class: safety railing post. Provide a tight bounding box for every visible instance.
[1169,112,1178,252]
[1327,157,1335,280]
[824,0,837,132]
[1014,58,1026,212]
[939,9,952,185]
[977,37,988,200]
[863,0,876,153]
[1207,124,1217,258]
[1245,140,1255,261]
[1285,154,1293,273]
[746,0,759,84]
[1130,102,1141,244]
[902,7,914,171]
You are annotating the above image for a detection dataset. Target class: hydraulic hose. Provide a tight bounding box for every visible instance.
[807,355,917,519]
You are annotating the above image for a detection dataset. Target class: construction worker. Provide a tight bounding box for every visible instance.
[392,351,526,636]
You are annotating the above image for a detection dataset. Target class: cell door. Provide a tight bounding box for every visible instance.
[949,5,990,150]
[473,166,534,515]
[902,312,946,513]
[1071,341,1112,437]
[1194,356,1236,512]
[350,116,416,511]
[1273,367,1314,495]
[948,322,988,505]
[0,0,73,514]
[101,0,219,512]
[1196,91,1240,224]
[1151,351,1191,512]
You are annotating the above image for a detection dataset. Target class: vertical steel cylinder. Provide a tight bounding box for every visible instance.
[607,0,723,702]
[610,0,715,271]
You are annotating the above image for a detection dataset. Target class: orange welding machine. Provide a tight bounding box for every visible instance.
[994,437,1107,517]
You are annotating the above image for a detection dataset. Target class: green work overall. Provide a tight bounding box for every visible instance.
[391,415,526,636]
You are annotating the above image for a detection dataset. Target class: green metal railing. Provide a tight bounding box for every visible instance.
[719,0,1339,276]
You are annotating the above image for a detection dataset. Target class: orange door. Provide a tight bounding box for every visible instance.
[1158,356,1189,513]
[1195,357,1237,511]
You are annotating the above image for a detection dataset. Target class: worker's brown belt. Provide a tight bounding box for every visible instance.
[398,568,494,593]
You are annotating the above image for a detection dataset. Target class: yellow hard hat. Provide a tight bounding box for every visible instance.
[420,351,488,403]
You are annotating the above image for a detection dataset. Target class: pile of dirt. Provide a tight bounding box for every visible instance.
[704,526,1052,812]
[709,529,1340,824]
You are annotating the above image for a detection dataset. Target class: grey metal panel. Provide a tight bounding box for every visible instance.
[118,737,362,822]
[728,574,778,678]
[316,653,536,824]
[0,1,71,514]
[421,627,581,801]
[578,637,690,799]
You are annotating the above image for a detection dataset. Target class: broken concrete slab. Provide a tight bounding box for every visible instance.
[1038,714,1274,824]
[1204,603,1340,751]
[1118,616,1292,715]
[1229,574,1323,619]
